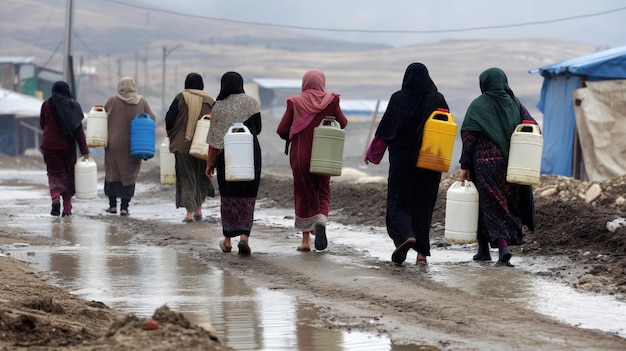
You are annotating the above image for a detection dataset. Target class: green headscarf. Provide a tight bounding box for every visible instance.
[461,67,521,158]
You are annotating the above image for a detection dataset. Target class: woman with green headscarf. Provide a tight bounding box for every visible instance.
[459,67,536,266]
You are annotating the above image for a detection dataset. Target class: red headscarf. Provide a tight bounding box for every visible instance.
[288,69,337,138]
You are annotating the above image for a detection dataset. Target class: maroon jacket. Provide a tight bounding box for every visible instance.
[39,100,89,154]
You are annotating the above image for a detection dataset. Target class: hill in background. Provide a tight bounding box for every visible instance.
[1,0,603,172]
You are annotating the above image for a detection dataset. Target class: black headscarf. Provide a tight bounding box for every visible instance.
[375,63,448,165]
[184,73,204,90]
[48,81,84,136]
[216,71,245,100]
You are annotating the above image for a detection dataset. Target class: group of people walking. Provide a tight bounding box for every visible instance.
[40,62,536,266]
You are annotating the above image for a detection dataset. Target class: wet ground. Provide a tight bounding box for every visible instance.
[1,162,626,350]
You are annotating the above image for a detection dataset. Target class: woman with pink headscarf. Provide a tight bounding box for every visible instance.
[277,69,348,252]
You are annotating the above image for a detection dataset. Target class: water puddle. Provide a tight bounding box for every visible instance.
[2,169,626,349]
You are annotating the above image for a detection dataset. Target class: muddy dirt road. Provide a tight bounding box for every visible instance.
[1,154,626,350]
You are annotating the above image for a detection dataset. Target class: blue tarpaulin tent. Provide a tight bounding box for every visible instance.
[529,45,626,177]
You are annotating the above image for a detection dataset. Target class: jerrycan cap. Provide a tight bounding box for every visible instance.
[436,108,449,113]
[522,120,534,124]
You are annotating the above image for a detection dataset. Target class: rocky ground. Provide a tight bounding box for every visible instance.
[1,153,626,350]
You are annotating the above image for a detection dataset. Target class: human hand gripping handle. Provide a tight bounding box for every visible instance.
[205,145,219,178]
[459,169,471,182]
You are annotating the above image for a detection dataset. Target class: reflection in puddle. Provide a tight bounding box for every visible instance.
[7,222,410,351]
[2,171,625,347]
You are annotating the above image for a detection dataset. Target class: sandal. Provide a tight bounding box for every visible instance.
[296,246,311,252]
[416,256,428,265]
[219,240,232,253]
[105,208,117,214]
[238,241,251,256]
[120,210,129,216]
[313,223,327,251]
[193,214,203,221]
[181,218,193,223]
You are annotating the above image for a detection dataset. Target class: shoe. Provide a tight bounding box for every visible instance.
[498,246,512,264]
[181,218,193,223]
[51,201,61,217]
[219,240,232,253]
[105,208,117,214]
[473,251,492,261]
[120,210,129,216]
[314,223,327,251]
[61,212,71,217]
[391,237,416,264]
[238,241,251,256]
[193,214,203,221]
[296,246,311,252]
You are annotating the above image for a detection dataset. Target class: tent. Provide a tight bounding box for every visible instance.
[0,87,43,155]
[529,45,626,179]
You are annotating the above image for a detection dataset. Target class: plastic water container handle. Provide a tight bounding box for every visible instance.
[229,122,250,134]
[78,155,92,164]
[321,116,339,128]
[200,114,211,121]
[516,123,539,134]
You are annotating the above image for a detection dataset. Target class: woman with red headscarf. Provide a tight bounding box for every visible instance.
[277,69,348,252]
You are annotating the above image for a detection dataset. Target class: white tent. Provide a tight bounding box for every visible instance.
[0,87,42,117]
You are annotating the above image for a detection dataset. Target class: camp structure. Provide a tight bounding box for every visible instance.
[529,45,626,181]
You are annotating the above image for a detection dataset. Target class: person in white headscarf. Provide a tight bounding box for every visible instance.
[103,77,155,216]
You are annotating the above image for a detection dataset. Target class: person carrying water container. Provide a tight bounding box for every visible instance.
[205,72,261,256]
[39,81,90,217]
[364,63,448,266]
[165,73,216,223]
[103,77,155,216]
[459,67,537,266]
[277,69,348,252]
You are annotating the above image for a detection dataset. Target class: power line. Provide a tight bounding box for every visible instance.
[98,0,626,34]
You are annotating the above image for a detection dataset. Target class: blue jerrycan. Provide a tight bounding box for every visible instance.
[130,112,155,160]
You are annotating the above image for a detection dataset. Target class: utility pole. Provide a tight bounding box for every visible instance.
[63,0,74,91]
[143,47,148,94]
[134,50,139,89]
[161,45,180,118]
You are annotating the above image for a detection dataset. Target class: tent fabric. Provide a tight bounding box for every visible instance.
[572,80,626,181]
[537,75,582,176]
[0,87,42,117]
[531,45,626,80]
[530,45,626,177]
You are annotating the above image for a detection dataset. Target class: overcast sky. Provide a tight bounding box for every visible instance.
[139,0,626,48]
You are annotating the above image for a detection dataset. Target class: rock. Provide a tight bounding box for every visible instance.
[616,196,625,206]
[585,183,602,203]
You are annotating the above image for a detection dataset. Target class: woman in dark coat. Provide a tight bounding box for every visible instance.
[277,69,348,252]
[459,67,536,266]
[365,63,449,265]
[165,73,215,222]
[39,81,90,217]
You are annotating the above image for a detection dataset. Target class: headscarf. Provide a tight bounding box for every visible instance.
[287,69,337,139]
[116,77,142,104]
[375,62,441,141]
[47,81,84,136]
[181,73,214,141]
[216,71,245,100]
[207,71,260,149]
[461,67,521,158]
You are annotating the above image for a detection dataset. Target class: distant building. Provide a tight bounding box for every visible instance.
[251,77,387,122]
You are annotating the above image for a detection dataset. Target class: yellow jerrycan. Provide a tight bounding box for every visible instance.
[416,108,457,172]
